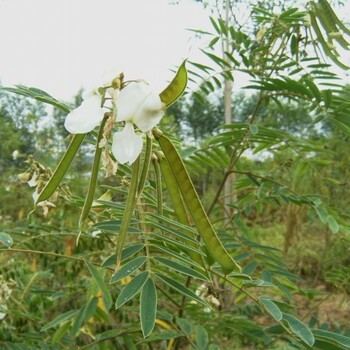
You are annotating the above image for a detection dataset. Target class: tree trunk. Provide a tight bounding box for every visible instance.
[223,0,235,222]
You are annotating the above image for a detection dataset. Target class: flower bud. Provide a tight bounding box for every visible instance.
[18,172,32,182]
[112,77,121,90]
[329,31,341,39]
[304,14,311,27]
[256,26,266,42]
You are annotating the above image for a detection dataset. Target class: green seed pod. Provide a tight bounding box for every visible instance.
[160,60,187,108]
[153,129,240,274]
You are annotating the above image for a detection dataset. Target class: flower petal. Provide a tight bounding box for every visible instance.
[116,83,152,120]
[27,173,38,187]
[64,95,105,134]
[116,82,164,132]
[133,91,164,132]
[112,122,143,165]
[32,190,39,203]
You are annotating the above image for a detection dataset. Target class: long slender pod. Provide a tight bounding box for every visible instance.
[153,129,240,274]
[36,133,86,204]
[115,156,141,269]
[157,152,208,273]
[79,117,108,228]
[152,155,163,216]
[137,134,153,197]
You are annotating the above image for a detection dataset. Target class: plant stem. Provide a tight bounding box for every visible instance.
[137,133,152,197]
[1,247,109,268]
[115,156,140,269]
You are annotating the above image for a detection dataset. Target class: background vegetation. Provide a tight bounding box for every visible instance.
[1,0,350,349]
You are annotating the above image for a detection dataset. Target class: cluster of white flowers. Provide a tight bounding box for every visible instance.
[64,78,165,166]
[194,283,220,313]
[18,157,57,213]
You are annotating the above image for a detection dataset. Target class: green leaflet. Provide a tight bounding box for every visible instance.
[309,10,350,70]
[52,322,71,343]
[195,325,209,350]
[147,220,198,244]
[153,130,240,274]
[176,317,193,336]
[102,244,144,268]
[328,216,339,234]
[150,232,205,256]
[36,133,86,204]
[85,261,112,311]
[41,309,79,332]
[0,85,71,113]
[0,232,13,247]
[143,332,182,342]
[283,313,315,347]
[259,297,283,321]
[110,256,147,284]
[115,271,149,309]
[149,244,205,271]
[140,278,157,338]
[72,297,98,336]
[156,273,209,307]
[160,60,187,107]
[92,220,140,234]
[313,329,350,349]
[153,256,209,281]
[148,213,198,236]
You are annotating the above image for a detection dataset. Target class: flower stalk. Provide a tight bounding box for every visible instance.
[115,156,141,269]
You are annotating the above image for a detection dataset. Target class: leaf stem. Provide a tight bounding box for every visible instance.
[0,247,105,268]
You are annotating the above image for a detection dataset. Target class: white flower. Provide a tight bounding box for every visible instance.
[64,79,164,165]
[111,82,164,164]
[12,150,19,160]
[27,173,38,187]
[92,230,102,238]
[64,71,119,134]
[112,122,143,165]
[0,305,7,320]
[64,95,105,134]
[32,189,56,216]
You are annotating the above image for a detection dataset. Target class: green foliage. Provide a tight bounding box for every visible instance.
[1,1,350,349]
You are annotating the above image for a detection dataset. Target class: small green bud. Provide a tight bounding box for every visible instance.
[112,77,121,90]
[304,14,311,27]
[256,26,266,42]
[329,31,342,39]
[327,42,336,50]
[152,128,163,139]
[154,151,165,160]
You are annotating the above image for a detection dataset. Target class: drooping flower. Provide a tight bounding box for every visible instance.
[64,71,120,134]
[112,122,143,165]
[111,82,164,164]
